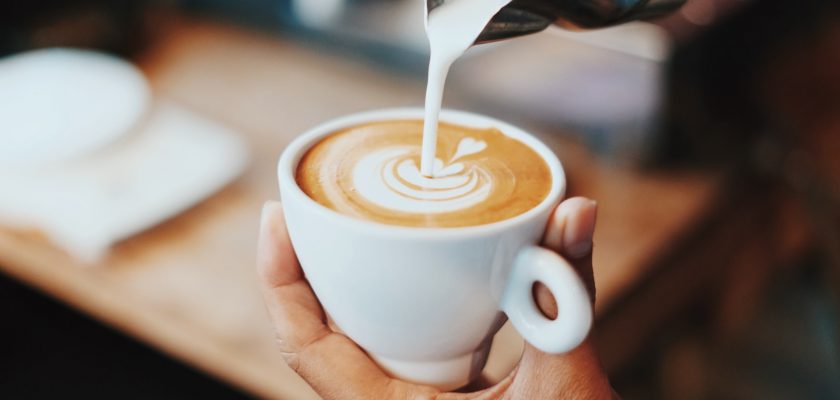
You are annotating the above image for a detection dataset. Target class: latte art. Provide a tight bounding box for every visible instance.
[352,137,495,214]
[297,120,551,228]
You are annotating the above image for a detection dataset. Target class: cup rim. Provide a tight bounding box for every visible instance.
[277,107,565,239]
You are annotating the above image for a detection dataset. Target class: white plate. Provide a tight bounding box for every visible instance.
[0,48,150,169]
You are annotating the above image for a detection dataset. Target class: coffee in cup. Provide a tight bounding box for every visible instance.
[296,119,551,228]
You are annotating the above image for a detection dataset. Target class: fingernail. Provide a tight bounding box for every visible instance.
[563,199,597,259]
[262,200,282,220]
[260,201,283,237]
[543,210,565,250]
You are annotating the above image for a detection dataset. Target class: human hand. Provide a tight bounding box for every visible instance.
[258,197,617,399]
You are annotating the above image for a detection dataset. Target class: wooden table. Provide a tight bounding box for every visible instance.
[0,20,720,399]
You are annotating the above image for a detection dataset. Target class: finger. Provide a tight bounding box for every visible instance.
[542,197,597,262]
[507,198,611,398]
[258,201,328,352]
[539,197,598,314]
[257,201,433,399]
[435,372,516,400]
[257,202,303,288]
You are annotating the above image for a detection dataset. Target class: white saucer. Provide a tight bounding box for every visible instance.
[0,48,248,261]
[0,48,150,169]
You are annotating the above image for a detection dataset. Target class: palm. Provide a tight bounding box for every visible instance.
[258,198,613,399]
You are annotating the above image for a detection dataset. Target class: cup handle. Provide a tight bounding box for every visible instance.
[500,246,593,353]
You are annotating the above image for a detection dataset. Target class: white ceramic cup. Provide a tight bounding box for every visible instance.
[278,108,592,390]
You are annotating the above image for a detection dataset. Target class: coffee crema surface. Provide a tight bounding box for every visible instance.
[296,120,551,228]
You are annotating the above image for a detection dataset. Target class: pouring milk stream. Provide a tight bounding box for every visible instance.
[421,0,512,177]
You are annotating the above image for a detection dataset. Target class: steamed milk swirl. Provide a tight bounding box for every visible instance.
[421,0,513,176]
[296,120,551,227]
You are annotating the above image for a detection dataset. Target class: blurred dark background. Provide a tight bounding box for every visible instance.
[0,273,248,399]
[1,0,839,398]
